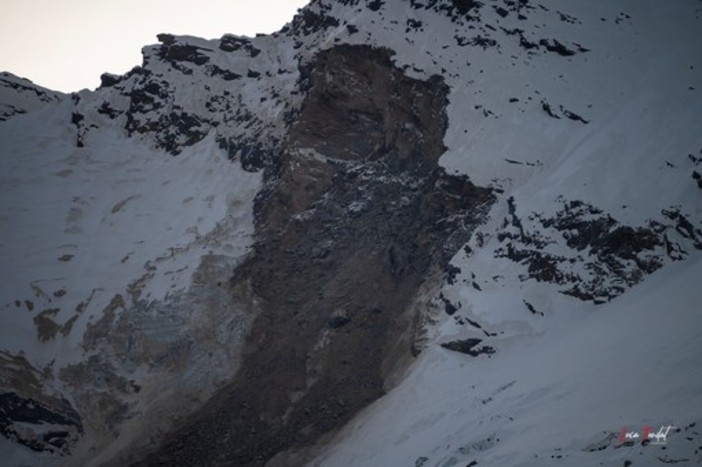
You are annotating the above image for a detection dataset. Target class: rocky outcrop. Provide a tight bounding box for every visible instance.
[0,352,82,455]
[494,198,701,302]
[141,44,494,466]
[440,338,495,356]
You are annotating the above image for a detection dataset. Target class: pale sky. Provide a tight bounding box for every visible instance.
[0,0,309,93]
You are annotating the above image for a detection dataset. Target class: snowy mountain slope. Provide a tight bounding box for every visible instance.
[0,72,64,121]
[314,256,702,467]
[0,101,261,463]
[305,1,702,465]
[306,0,702,464]
[0,0,701,465]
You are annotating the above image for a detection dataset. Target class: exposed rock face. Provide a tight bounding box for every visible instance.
[2,1,701,465]
[141,44,494,466]
[0,352,83,455]
[494,198,702,303]
[440,338,495,356]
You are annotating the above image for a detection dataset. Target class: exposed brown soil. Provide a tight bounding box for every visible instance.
[138,45,494,466]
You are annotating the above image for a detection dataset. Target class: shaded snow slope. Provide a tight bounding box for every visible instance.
[0,101,260,464]
[314,256,702,467]
[0,72,64,121]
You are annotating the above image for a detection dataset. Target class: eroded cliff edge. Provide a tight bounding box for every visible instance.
[140,44,495,466]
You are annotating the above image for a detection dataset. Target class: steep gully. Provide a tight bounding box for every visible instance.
[139,45,494,466]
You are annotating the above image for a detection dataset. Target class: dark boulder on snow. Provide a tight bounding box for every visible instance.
[441,338,496,356]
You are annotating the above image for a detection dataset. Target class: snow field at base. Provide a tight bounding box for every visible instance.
[314,255,702,467]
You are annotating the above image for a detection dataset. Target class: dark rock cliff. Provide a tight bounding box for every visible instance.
[139,44,494,467]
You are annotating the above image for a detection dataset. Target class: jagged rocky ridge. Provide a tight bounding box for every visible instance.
[0,72,63,121]
[0,0,701,465]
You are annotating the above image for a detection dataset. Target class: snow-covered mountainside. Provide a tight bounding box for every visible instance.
[0,72,64,121]
[1,0,701,466]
